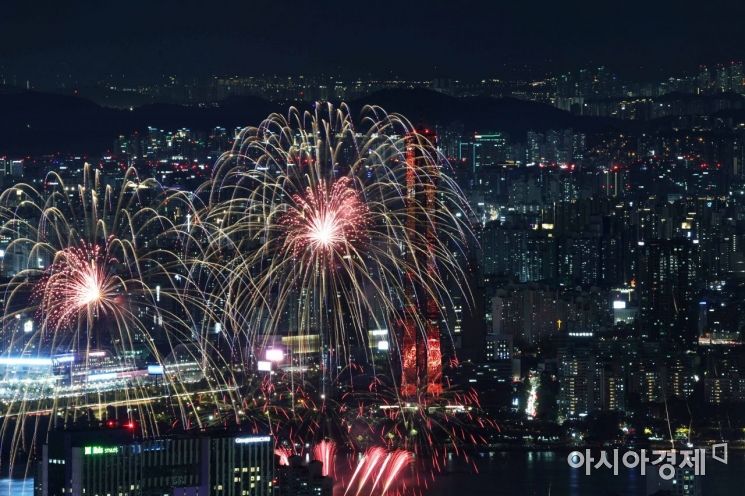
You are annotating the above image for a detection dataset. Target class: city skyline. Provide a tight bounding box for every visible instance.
[3,2,745,496]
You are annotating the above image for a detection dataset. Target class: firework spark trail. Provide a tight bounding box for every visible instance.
[0,105,487,491]
[350,447,387,496]
[274,446,293,466]
[196,104,490,492]
[344,447,413,496]
[369,451,393,494]
[312,439,337,477]
[201,103,473,390]
[283,178,369,259]
[32,243,117,333]
[382,450,413,494]
[0,165,241,474]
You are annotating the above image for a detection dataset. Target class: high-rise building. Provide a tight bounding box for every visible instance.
[36,431,275,496]
[646,457,702,496]
[637,239,699,346]
[729,62,744,93]
[400,129,443,396]
[276,457,333,496]
[557,332,598,418]
[480,219,556,283]
[459,133,508,180]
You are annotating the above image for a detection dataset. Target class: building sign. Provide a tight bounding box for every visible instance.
[84,446,119,455]
[235,436,271,444]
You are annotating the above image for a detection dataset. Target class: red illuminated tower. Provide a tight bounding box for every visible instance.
[400,128,443,397]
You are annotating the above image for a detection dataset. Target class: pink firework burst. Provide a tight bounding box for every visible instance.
[282,177,368,260]
[34,242,118,332]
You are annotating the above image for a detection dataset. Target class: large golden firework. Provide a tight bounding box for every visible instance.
[200,103,472,387]
[0,165,240,471]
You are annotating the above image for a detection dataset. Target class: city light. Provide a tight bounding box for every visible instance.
[235,436,272,444]
[265,348,284,363]
[0,357,53,367]
[1,23,744,495]
[84,446,119,455]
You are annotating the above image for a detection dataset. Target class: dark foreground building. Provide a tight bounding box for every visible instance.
[36,430,274,496]
[275,456,332,496]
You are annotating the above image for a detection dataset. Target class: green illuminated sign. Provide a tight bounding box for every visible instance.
[83,446,119,455]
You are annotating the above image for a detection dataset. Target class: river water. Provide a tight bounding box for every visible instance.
[431,450,744,495]
[3,450,742,495]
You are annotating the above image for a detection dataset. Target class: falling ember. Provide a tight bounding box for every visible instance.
[312,439,337,477]
[33,242,118,331]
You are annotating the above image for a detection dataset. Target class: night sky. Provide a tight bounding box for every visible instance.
[2,0,744,84]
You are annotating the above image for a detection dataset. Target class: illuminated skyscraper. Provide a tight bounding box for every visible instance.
[37,431,275,496]
[458,132,508,180]
[400,129,442,397]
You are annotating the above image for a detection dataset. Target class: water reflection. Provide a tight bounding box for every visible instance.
[2,452,743,496]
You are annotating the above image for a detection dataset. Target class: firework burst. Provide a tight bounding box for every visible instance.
[0,105,485,490]
[282,177,368,261]
[0,165,240,473]
[193,104,483,490]
[33,242,117,333]
[201,103,473,393]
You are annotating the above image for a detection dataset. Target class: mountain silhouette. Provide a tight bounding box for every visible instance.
[0,87,633,155]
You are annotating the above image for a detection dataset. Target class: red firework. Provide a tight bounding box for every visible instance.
[313,439,337,477]
[33,242,117,332]
[345,447,413,496]
[275,446,293,467]
[282,177,368,260]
